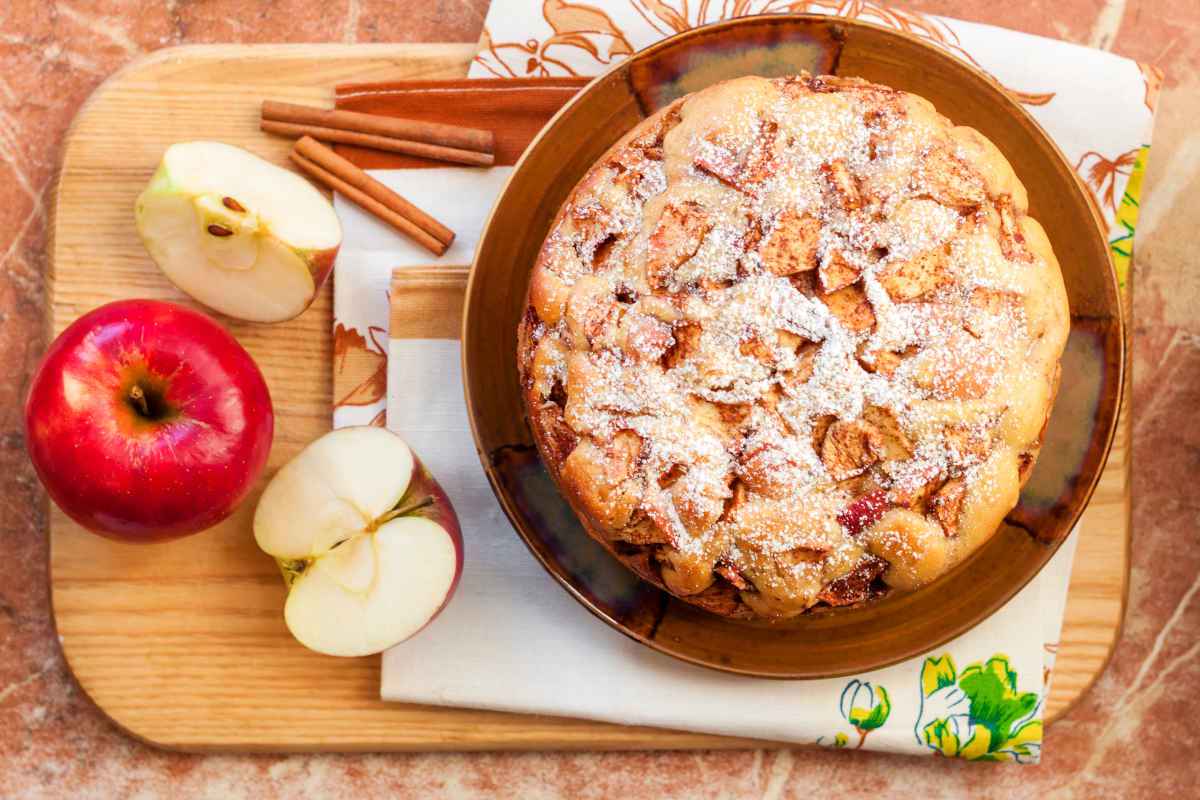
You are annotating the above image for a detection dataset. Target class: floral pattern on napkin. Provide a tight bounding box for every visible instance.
[333,322,388,427]
[916,654,1043,763]
[476,1,1057,105]
[818,678,893,750]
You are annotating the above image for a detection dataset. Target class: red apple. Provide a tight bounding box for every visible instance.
[253,427,463,656]
[25,299,274,541]
[837,489,891,537]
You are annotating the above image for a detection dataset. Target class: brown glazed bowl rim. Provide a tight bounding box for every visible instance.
[463,13,1123,678]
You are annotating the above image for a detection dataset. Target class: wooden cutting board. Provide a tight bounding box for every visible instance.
[48,43,1130,752]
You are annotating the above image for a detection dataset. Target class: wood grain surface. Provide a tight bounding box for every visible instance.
[48,43,1129,752]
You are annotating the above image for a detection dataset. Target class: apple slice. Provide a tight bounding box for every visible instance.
[837,489,891,537]
[254,426,462,656]
[136,141,342,323]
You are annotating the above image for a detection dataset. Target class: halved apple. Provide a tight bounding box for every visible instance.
[135,141,342,323]
[253,426,463,657]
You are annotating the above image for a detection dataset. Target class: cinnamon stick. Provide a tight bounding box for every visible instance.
[290,137,453,256]
[262,119,494,167]
[263,100,493,155]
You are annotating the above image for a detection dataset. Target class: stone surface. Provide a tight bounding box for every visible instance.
[1,1,1197,797]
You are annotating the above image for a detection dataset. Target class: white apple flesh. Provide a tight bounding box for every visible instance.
[136,141,342,323]
[254,426,463,657]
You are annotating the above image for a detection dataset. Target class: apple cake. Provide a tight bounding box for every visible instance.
[517,74,1070,619]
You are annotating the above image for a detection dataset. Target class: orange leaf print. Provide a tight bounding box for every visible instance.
[544,0,635,60]
[1005,89,1056,106]
[479,0,1061,105]
[482,1,637,77]
[1075,148,1137,213]
[333,322,388,409]
[630,0,690,35]
[473,26,539,78]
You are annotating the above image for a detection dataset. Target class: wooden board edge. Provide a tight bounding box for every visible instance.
[1042,262,1137,723]
[139,729,780,755]
[43,42,209,756]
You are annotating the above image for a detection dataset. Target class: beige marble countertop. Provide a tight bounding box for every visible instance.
[1,1,1197,796]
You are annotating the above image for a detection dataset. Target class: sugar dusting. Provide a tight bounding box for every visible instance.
[528,74,1054,615]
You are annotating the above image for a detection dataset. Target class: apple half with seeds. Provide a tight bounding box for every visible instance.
[254,426,463,657]
[135,141,341,323]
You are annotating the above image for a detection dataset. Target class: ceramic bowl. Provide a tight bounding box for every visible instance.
[462,14,1123,678]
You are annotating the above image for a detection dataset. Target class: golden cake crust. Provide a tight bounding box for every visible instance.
[518,74,1070,619]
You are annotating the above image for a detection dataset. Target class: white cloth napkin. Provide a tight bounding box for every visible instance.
[328,2,1157,760]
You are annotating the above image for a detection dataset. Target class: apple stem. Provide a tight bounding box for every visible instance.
[373,495,434,527]
[128,385,151,417]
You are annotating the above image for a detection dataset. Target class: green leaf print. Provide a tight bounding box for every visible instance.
[915,653,1043,763]
[848,684,891,732]
[1108,144,1152,288]
[958,656,1040,745]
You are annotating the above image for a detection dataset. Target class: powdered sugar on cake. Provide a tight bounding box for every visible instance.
[520,74,1071,618]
